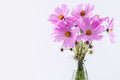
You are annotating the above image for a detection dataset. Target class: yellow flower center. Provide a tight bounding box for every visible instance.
[58,15,64,20]
[65,31,71,37]
[86,30,92,35]
[109,29,113,32]
[80,10,86,16]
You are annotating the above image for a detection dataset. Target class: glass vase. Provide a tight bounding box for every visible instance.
[72,60,88,80]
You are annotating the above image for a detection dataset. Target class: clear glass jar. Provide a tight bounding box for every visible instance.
[72,60,88,80]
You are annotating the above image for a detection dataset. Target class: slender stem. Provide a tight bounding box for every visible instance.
[75,61,87,80]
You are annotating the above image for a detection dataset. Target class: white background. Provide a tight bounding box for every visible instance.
[0,0,120,80]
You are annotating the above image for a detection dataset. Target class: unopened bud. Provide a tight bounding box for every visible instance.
[85,41,89,45]
[70,48,73,51]
[61,48,64,52]
[89,45,93,49]
[89,50,93,54]
[75,41,78,45]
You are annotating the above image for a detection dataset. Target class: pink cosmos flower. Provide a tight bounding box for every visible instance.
[71,4,94,19]
[77,17,104,41]
[106,18,115,43]
[48,4,69,24]
[53,21,79,48]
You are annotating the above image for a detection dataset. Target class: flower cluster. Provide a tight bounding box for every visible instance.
[48,4,115,60]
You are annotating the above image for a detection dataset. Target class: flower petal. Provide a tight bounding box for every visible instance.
[48,14,59,23]
[90,34,103,41]
[93,25,105,34]
[109,32,115,43]
[54,35,65,42]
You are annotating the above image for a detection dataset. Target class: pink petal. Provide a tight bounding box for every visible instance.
[91,21,100,29]
[109,32,115,43]
[54,35,65,42]
[109,18,114,29]
[71,9,79,18]
[53,29,64,34]
[72,27,80,33]
[77,34,86,41]
[77,4,83,9]
[55,7,62,15]
[61,4,69,16]
[83,17,90,27]
[90,34,103,41]
[69,38,75,48]
[71,4,83,18]
[93,25,105,34]
[48,14,58,23]
[62,39,69,48]
[86,4,94,13]
[54,26,65,32]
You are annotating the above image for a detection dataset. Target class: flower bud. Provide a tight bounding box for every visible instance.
[89,45,93,49]
[61,48,64,52]
[89,50,93,54]
[85,41,89,45]
[70,48,73,51]
[75,41,78,45]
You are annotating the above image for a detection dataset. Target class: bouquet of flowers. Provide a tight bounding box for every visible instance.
[48,4,115,80]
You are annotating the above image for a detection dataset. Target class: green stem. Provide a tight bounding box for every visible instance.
[75,61,87,80]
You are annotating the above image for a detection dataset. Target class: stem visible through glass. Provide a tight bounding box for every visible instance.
[75,60,88,80]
